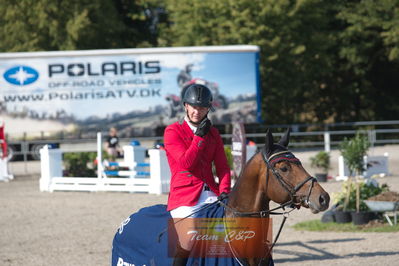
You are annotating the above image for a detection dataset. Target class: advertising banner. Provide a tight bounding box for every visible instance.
[0,46,260,137]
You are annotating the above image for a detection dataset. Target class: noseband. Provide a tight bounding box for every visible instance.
[262,150,317,209]
[224,149,317,218]
[221,149,318,265]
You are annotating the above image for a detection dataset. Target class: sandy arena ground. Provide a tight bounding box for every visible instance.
[1,146,399,266]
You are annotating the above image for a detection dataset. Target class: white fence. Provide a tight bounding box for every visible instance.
[39,131,259,194]
[39,132,171,194]
[0,158,13,181]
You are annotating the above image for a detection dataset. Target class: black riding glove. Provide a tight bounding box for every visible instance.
[195,118,211,137]
[218,192,229,201]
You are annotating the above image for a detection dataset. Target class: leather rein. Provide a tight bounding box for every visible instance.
[159,149,318,265]
[222,149,317,218]
[219,149,318,265]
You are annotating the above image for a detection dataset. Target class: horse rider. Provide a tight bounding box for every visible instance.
[177,64,193,89]
[163,84,231,265]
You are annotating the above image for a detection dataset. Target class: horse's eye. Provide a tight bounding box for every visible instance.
[280,167,288,172]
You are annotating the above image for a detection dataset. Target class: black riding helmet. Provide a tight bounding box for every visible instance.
[182,84,214,110]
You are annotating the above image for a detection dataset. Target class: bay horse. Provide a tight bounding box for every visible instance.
[222,128,330,265]
[111,129,330,266]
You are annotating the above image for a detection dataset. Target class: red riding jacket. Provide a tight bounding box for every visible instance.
[164,120,231,211]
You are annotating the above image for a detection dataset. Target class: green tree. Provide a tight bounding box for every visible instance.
[2,0,399,124]
[159,0,399,124]
[335,0,399,121]
[159,0,339,123]
[0,0,159,52]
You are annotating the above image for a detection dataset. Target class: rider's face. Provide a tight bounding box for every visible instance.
[185,104,209,123]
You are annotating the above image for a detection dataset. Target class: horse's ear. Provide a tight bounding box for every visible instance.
[278,128,291,148]
[264,129,274,153]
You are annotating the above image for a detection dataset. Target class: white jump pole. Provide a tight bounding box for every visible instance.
[97,132,103,179]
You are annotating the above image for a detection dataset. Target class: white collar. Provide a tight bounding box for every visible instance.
[184,116,197,133]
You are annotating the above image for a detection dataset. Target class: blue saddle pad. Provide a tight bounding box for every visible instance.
[111,200,274,265]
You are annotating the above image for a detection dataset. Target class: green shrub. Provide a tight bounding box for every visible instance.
[224,146,233,170]
[212,146,234,178]
[310,151,330,173]
[333,180,389,211]
[63,152,97,177]
[339,132,370,176]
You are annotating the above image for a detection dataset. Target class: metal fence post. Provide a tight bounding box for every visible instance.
[324,132,331,152]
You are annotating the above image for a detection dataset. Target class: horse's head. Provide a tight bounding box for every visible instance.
[261,129,330,213]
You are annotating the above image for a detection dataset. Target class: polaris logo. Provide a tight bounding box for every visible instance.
[3,65,39,86]
[48,61,161,77]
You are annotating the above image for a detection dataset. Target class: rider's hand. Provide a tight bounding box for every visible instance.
[195,118,211,137]
[218,192,229,201]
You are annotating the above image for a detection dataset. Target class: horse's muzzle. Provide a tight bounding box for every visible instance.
[307,191,330,213]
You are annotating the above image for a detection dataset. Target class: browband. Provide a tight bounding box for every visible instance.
[268,151,301,166]
[268,150,291,161]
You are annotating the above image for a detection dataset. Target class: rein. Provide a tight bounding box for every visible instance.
[263,151,317,210]
[161,149,318,264]
[221,149,318,265]
[224,150,317,218]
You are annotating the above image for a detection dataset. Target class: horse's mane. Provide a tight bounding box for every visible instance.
[233,150,260,185]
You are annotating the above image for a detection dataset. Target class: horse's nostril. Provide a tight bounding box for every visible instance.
[319,193,330,207]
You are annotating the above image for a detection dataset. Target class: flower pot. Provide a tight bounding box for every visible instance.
[321,209,336,223]
[351,211,374,225]
[334,210,352,223]
[315,173,328,182]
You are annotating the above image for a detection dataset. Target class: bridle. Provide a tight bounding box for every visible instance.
[262,150,317,211]
[220,149,318,265]
[223,149,317,218]
[160,149,318,264]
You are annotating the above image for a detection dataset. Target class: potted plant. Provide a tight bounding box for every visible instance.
[333,179,386,224]
[310,151,330,182]
[339,131,370,179]
[337,132,374,224]
[332,182,354,223]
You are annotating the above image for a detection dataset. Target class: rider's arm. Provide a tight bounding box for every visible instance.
[164,126,206,171]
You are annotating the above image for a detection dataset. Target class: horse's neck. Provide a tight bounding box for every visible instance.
[228,153,270,213]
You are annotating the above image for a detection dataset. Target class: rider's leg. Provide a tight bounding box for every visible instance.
[172,242,190,266]
[171,217,196,253]
[170,188,218,264]
[170,206,199,265]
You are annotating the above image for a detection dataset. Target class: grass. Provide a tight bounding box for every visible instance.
[293,219,399,233]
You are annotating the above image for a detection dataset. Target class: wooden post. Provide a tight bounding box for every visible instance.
[343,177,352,211]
